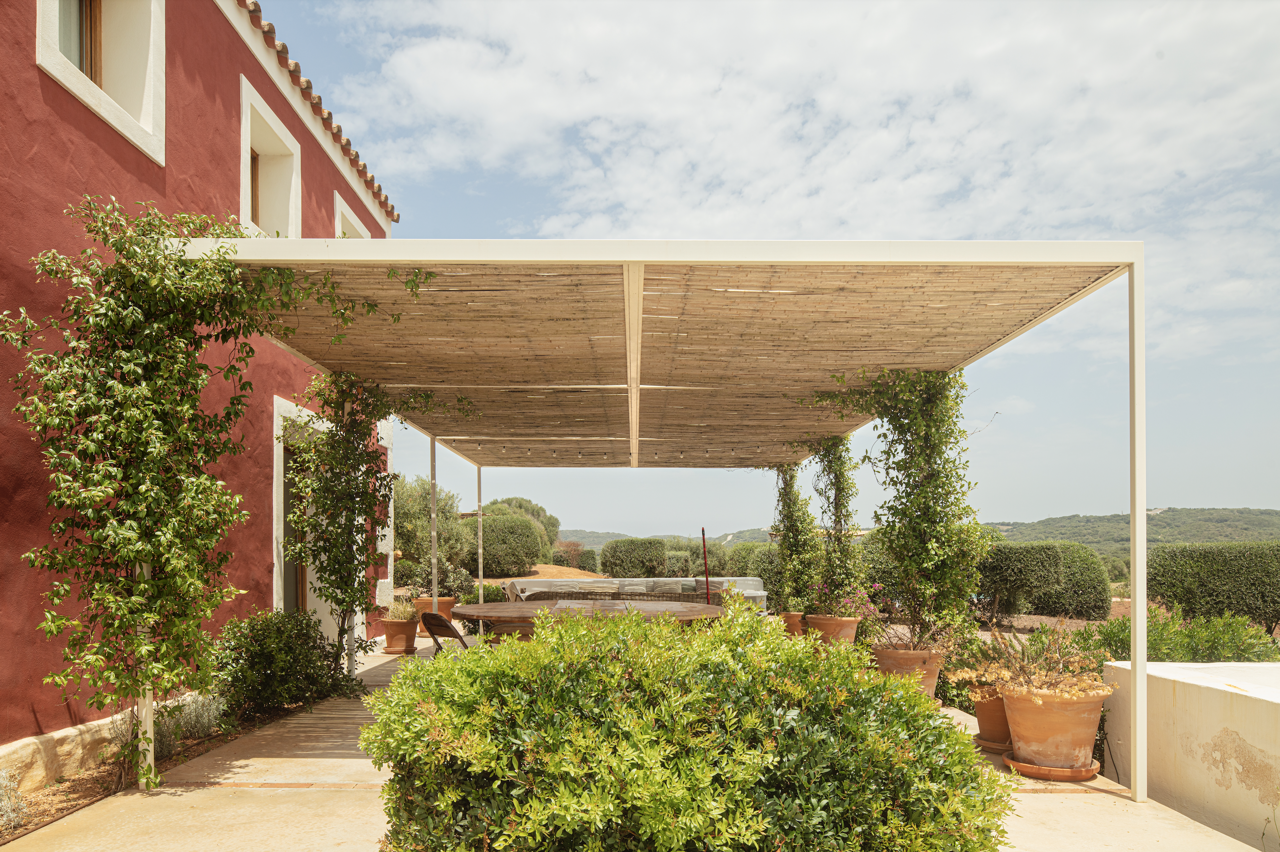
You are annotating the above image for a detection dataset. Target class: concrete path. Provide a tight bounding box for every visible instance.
[8,652,416,852]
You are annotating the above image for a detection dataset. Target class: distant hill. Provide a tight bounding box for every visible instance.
[987,508,1280,559]
[558,527,771,549]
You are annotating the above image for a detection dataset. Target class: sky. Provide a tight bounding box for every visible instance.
[261,1,1278,537]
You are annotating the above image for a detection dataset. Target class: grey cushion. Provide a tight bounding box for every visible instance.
[652,579,683,594]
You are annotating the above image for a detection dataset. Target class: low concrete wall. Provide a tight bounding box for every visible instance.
[0,710,125,793]
[1105,661,1280,847]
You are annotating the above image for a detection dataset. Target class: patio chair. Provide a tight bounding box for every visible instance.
[419,611,481,656]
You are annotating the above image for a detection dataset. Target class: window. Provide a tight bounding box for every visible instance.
[58,0,101,85]
[37,0,166,164]
[334,191,371,239]
[240,76,301,238]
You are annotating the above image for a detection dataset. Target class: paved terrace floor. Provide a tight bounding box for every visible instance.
[9,652,1258,851]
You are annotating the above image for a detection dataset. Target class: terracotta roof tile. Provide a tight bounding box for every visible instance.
[232,0,397,224]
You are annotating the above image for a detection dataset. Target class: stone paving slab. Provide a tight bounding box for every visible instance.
[6,787,384,852]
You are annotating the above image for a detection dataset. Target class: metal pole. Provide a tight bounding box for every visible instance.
[431,436,438,614]
[1129,257,1148,803]
[477,466,484,640]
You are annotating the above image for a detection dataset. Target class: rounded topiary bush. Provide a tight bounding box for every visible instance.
[362,602,1014,851]
[459,515,542,578]
[600,537,667,578]
[577,547,598,573]
[1030,541,1111,621]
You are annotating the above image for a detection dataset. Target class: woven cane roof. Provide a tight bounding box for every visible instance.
[203,239,1137,468]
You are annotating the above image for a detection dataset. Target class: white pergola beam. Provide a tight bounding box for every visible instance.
[192,238,1142,267]
[623,262,643,468]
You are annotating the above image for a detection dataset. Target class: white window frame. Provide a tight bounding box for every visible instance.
[334,191,371,239]
[240,76,302,238]
[35,0,167,166]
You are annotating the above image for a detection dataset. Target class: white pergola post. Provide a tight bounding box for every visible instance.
[1129,257,1148,803]
[477,466,484,639]
[430,435,438,613]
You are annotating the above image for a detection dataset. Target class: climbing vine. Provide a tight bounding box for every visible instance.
[284,375,471,676]
[0,197,439,787]
[793,434,865,614]
[0,199,305,786]
[812,369,990,647]
[760,463,823,613]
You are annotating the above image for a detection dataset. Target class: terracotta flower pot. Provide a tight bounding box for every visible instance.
[805,615,862,644]
[1002,688,1108,770]
[414,596,457,633]
[779,612,805,636]
[970,685,1012,748]
[871,644,945,698]
[381,618,418,655]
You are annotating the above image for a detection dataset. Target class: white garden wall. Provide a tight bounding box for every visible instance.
[1105,661,1280,847]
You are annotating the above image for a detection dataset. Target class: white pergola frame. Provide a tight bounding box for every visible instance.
[190,237,1149,801]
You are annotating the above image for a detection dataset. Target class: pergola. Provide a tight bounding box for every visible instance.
[194,237,1150,801]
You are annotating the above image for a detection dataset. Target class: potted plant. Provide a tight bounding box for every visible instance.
[380,599,419,655]
[867,585,972,699]
[953,622,1112,778]
[409,560,475,629]
[805,582,880,644]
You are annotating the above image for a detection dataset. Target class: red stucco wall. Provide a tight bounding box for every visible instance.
[0,0,388,745]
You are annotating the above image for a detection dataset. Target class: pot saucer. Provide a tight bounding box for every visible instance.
[1002,752,1099,781]
[973,735,1012,754]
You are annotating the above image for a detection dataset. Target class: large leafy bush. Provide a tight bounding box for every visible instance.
[362,602,1013,852]
[1064,604,1280,665]
[600,537,667,578]
[209,609,362,718]
[1149,542,1280,634]
[578,548,598,573]
[459,515,542,578]
[1029,541,1110,620]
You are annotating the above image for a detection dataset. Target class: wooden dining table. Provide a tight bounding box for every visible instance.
[453,599,724,625]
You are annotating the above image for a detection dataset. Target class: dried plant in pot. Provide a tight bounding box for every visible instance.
[953,621,1113,777]
[380,599,419,655]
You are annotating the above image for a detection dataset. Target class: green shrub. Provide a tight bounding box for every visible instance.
[209,609,363,718]
[665,550,692,575]
[459,515,542,578]
[1066,604,1280,665]
[664,537,730,576]
[600,537,667,578]
[1149,542,1280,634]
[154,693,228,761]
[362,602,1013,851]
[1029,541,1111,620]
[578,548,598,573]
[551,550,570,567]
[728,541,766,577]
[976,542,1063,619]
[397,559,476,599]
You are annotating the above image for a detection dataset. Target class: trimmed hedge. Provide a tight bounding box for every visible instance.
[1149,542,1280,634]
[362,602,1013,851]
[578,548,598,573]
[459,515,542,578]
[600,537,667,578]
[728,541,766,577]
[977,542,1063,618]
[1029,541,1111,621]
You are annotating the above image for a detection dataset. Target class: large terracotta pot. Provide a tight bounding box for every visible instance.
[970,685,1012,747]
[779,612,805,636]
[414,596,457,633]
[871,644,944,698]
[805,615,862,644]
[381,618,418,655]
[1002,688,1108,769]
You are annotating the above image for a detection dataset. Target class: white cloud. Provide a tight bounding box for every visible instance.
[326,0,1279,371]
